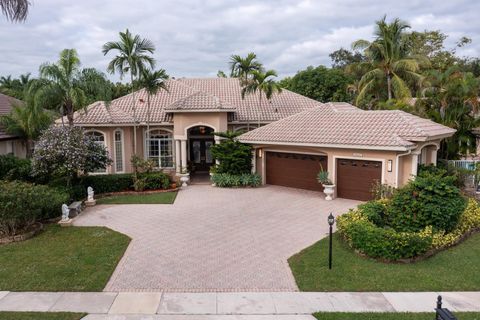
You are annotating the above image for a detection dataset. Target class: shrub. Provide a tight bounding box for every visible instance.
[387,170,466,233]
[32,126,111,181]
[0,181,69,236]
[0,154,33,181]
[210,131,252,175]
[80,174,134,194]
[337,210,432,260]
[431,199,480,249]
[357,200,387,227]
[142,172,171,190]
[212,173,261,188]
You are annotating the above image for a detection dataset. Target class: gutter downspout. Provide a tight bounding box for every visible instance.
[395,149,412,188]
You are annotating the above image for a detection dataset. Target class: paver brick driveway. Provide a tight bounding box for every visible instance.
[74,185,360,292]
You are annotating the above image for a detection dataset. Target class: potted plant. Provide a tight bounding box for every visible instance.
[178,166,190,188]
[317,166,335,201]
[209,165,218,186]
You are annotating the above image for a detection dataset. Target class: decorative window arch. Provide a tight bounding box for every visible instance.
[84,130,107,173]
[145,129,174,168]
[114,129,124,173]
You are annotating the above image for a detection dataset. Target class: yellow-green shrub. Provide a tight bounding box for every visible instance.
[431,198,480,248]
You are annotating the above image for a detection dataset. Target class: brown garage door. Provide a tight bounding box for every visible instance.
[336,159,382,201]
[266,152,327,192]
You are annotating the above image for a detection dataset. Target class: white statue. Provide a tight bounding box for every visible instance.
[87,187,94,202]
[61,204,70,221]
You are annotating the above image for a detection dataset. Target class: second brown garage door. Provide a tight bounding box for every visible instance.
[266,152,327,192]
[336,159,382,201]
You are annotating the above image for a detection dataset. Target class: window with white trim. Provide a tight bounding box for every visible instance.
[114,130,123,172]
[85,131,107,173]
[146,130,173,168]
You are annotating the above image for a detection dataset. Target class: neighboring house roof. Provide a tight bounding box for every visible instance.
[0,93,22,140]
[60,78,321,125]
[239,103,456,151]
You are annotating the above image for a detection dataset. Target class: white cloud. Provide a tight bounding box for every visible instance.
[0,0,479,80]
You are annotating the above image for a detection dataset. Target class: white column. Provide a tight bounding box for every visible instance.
[180,139,187,172]
[411,153,419,177]
[431,147,438,165]
[214,136,221,165]
[252,149,256,174]
[175,140,181,173]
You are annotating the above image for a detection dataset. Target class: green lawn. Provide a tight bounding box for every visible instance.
[96,191,177,204]
[289,232,480,291]
[0,313,85,320]
[0,225,130,291]
[313,313,480,320]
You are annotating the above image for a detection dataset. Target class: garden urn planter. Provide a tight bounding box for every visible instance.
[323,184,336,201]
[179,173,190,187]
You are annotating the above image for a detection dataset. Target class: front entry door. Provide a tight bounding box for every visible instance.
[190,139,214,172]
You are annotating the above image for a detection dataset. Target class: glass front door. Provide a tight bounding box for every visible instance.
[189,139,214,172]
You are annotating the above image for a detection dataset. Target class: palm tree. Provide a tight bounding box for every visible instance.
[352,16,426,105]
[0,0,29,22]
[35,49,110,126]
[137,68,168,132]
[241,69,282,128]
[102,29,156,155]
[0,73,32,99]
[0,89,52,157]
[229,52,263,80]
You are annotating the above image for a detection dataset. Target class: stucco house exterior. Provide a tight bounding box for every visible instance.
[0,93,27,157]
[63,78,455,201]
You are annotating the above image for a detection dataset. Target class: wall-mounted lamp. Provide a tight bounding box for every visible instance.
[387,160,393,172]
[258,148,263,158]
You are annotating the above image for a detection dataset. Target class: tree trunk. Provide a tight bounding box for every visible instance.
[130,72,137,156]
[147,94,151,133]
[386,72,393,100]
[66,101,74,126]
[25,139,33,158]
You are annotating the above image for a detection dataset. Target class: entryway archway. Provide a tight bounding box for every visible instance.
[187,125,215,177]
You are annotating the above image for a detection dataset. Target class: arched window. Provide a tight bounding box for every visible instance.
[84,130,107,173]
[146,129,173,168]
[114,130,124,172]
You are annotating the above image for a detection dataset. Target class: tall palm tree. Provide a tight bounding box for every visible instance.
[229,52,263,81]
[0,88,52,157]
[0,0,29,22]
[352,16,426,105]
[35,49,110,126]
[103,29,156,155]
[137,68,169,132]
[241,69,282,128]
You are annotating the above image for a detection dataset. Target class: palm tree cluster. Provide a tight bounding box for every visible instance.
[346,16,480,159]
[228,53,282,130]
[102,28,168,155]
[0,0,29,22]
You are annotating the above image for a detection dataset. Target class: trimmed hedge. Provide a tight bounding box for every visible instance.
[337,211,432,260]
[0,154,33,182]
[50,172,172,200]
[0,181,69,236]
[211,173,261,188]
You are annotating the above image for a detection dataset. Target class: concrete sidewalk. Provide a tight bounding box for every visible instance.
[0,291,478,316]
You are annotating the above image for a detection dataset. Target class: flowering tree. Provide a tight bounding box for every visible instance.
[32,126,111,181]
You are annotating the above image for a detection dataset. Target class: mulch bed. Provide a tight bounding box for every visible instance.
[0,222,44,245]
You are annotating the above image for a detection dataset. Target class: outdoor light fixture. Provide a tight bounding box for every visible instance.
[199,126,206,134]
[258,148,263,158]
[328,212,335,270]
[387,160,393,172]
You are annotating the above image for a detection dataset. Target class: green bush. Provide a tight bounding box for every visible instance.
[0,154,33,181]
[80,174,134,194]
[357,200,387,227]
[0,181,69,236]
[212,173,261,188]
[210,131,252,175]
[142,172,171,190]
[387,170,466,233]
[337,211,432,260]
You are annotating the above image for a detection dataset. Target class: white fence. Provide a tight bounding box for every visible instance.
[445,160,479,187]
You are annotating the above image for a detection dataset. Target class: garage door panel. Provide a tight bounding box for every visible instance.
[336,159,382,201]
[266,152,326,192]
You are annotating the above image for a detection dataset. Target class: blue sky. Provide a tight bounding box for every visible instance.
[1,0,479,81]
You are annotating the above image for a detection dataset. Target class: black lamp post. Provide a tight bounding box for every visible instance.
[328,212,335,270]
